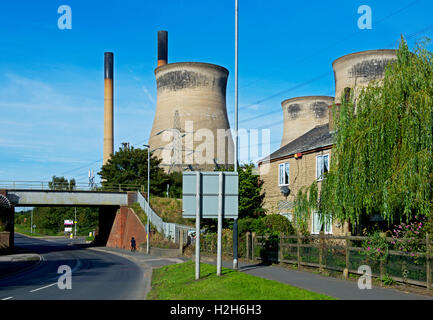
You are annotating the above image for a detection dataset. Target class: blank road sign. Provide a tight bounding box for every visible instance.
[182,172,238,219]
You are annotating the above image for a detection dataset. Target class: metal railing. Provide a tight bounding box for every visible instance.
[136,192,194,243]
[0,180,144,193]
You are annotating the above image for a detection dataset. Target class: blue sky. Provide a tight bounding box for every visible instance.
[0,0,432,184]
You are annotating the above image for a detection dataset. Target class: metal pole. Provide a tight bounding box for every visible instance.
[30,208,33,234]
[195,172,201,280]
[147,145,151,254]
[233,0,239,270]
[217,172,223,276]
[143,144,151,254]
[74,207,77,239]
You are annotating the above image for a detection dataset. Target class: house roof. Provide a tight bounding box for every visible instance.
[266,124,334,162]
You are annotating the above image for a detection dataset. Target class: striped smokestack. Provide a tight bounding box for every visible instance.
[157,30,168,67]
[103,52,114,166]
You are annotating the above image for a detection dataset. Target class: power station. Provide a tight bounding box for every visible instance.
[332,49,397,103]
[148,31,234,172]
[280,96,334,147]
[277,49,397,148]
[100,33,397,175]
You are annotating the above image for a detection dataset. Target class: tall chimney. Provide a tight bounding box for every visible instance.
[157,31,168,67]
[103,52,114,166]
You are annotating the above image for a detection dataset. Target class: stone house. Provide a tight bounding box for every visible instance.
[258,118,349,236]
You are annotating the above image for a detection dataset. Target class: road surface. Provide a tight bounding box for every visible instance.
[0,234,147,300]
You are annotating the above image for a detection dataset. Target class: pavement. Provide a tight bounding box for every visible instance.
[203,257,433,300]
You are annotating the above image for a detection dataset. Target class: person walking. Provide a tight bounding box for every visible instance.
[130,237,136,253]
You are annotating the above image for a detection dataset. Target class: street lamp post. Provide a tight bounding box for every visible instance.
[233,0,239,270]
[30,208,33,234]
[143,144,151,254]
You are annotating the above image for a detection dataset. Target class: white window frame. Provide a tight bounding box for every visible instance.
[311,211,333,235]
[316,154,330,181]
[281,212,293,223]
[278,162,290,186]
[311,211,322,235]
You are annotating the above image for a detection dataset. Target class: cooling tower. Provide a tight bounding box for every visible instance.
[149,31,234,171]
[332,49,397,103]
[103,52,114,166]
[280,96,334,147]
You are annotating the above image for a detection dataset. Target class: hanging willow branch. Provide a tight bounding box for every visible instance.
[295,36,433,227]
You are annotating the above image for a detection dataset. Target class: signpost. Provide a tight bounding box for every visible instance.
[64,220,73,237]
[182,171,238,279]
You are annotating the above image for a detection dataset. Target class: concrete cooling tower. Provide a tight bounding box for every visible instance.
[332,49,397,103]
[280,96,334,147]
[148,31,234,172]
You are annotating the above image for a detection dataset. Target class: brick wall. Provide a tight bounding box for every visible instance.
[106,206,147,250]
[260,147,349,236]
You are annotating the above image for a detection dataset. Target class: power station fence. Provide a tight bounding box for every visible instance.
[136,192,194,244]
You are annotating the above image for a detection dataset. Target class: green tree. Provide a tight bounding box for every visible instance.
[48,176,76,190]
[167,171,182,198]
[98,146,170,196]
[238,164,266,219]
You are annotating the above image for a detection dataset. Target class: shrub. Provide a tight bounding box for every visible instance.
[238,217,266,235]
[262,214,295,235]
[390,216,433,263]
[362,230,389,262]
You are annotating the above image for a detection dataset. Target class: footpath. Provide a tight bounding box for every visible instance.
[211,258,433,300]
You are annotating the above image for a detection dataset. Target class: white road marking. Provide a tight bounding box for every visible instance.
[29,282,57,293]
[1,297,13,300]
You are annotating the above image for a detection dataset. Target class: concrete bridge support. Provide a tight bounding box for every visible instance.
[95,206,118,246]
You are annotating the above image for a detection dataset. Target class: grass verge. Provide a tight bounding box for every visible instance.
[148,261,336,300]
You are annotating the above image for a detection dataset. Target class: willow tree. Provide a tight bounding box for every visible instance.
[298,37,433,227]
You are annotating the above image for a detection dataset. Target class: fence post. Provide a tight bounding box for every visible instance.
[427,233,431,291]
[319,231,325,273]
[379,232,386,279]
[179,229,184,256]
[344,232,351,279]
[246,232,251,261]
[297,232,302,270]
[252,232,256,262]
[279,233,283,263]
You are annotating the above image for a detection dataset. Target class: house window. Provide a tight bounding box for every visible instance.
[311,212,333,235]
[316,154,329,181]
[278,162,290,186]
[281,213,293,223]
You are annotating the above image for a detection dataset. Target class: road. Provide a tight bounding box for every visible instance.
[0,234,147,300]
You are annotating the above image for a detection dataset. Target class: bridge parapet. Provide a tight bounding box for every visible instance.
[6,190,129,207]
[0,180,144,193]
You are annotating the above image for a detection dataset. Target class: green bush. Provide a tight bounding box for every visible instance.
[238,217,266,235]
[238,214,295,236]
[262,214,295,235]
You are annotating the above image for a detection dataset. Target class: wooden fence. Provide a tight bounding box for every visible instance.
[242,232,432,291]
